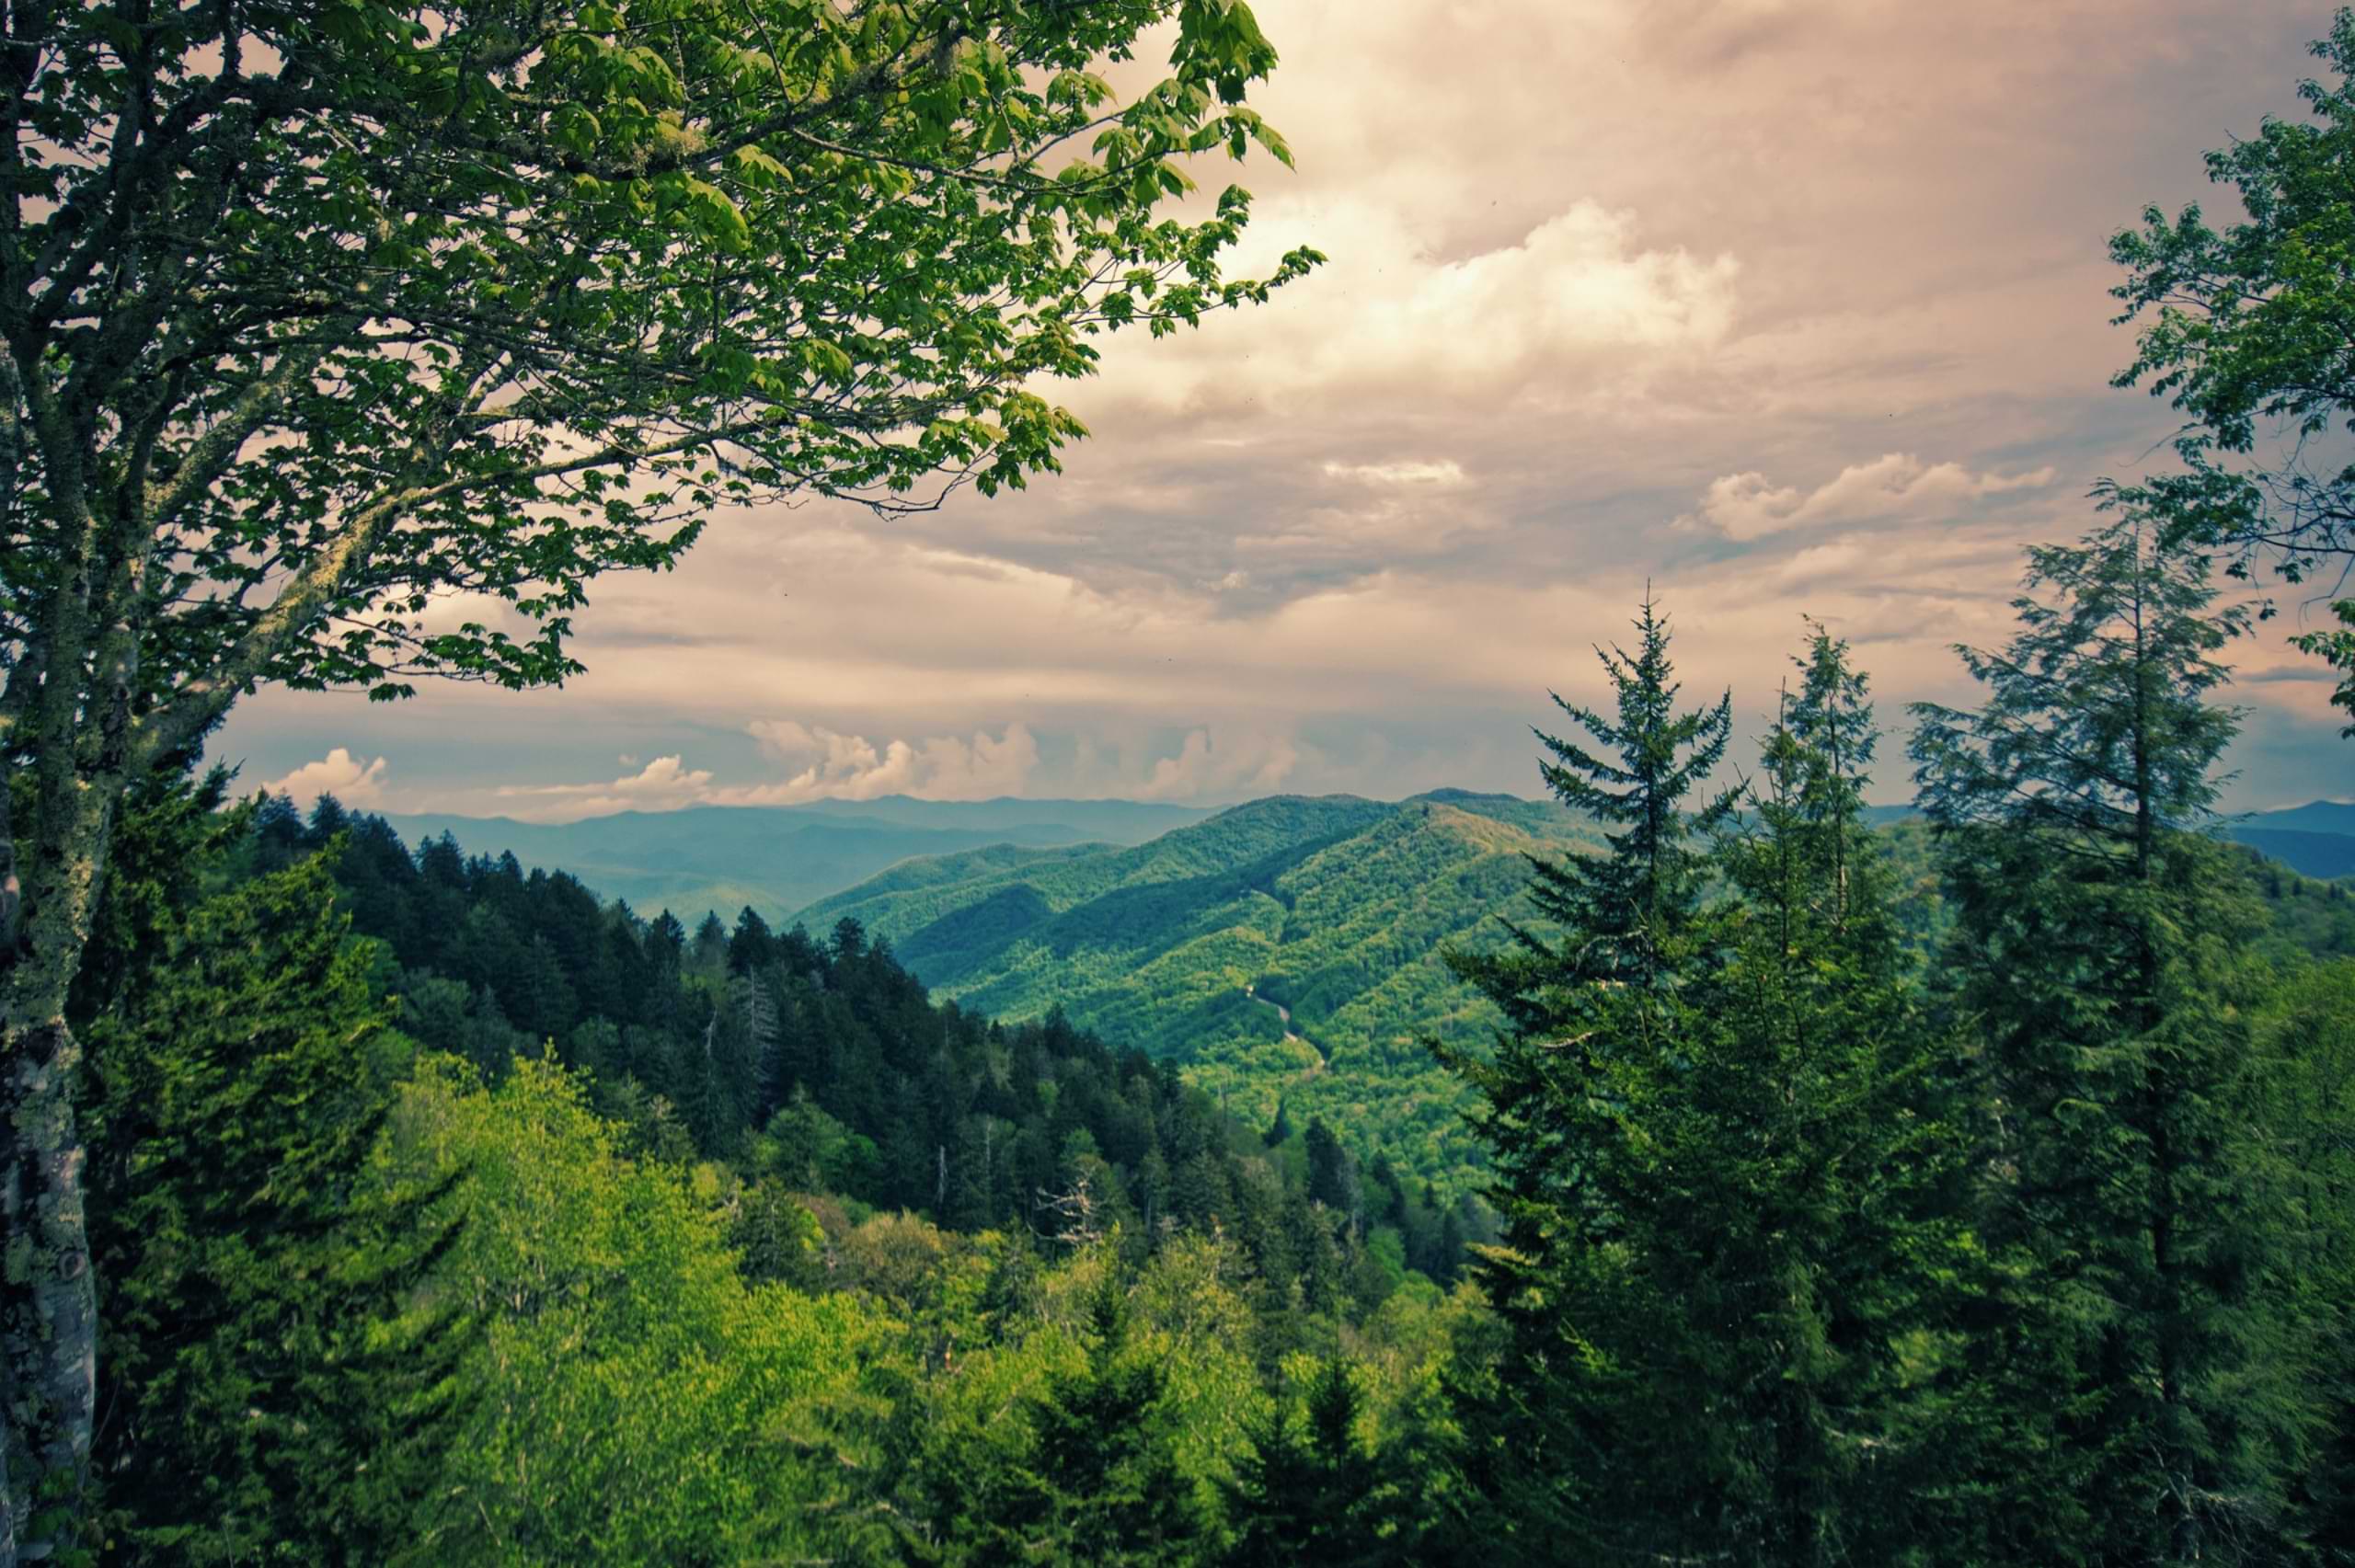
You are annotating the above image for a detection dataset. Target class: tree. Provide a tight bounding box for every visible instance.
[1445,587,1733,1036]
[2109,7,2355,727]
[1442,624,1967,1564]
[1434,590,1740,1559]
[0,0,1317,1541]
[1222,1357,1405,1567]
[86,845,467,1562]
[1910,513,2304,1562]
[920,1275,1204,1565]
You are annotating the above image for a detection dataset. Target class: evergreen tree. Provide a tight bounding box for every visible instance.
[921,1276,1203,1565]
[1222,1358,1404,1566]
[1434,591,1739,1560]
[1910,513,2303,1562]
[1447,589,1733,1045]
[81,781,466,1562]
[1446,624,1971,1564]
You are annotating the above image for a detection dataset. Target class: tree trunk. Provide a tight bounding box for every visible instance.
[0,1016,96,1565]
[1,773,119,1563]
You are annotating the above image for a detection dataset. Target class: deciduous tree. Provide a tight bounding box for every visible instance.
[0,0,1315,1545]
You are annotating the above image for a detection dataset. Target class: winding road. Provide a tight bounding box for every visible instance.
[1244,984,1327,1076]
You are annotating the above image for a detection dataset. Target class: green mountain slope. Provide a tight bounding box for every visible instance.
[796,793,1604,1191]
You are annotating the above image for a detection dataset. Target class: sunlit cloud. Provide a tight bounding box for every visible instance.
[267,749,390,810]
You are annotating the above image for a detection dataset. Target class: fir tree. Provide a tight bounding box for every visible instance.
[1447,589,1734,1047]
[1910,512,2303,1562]
[922,1276,1203,1565]
[1222,1358,1402,1566]
[81,778,467,1562]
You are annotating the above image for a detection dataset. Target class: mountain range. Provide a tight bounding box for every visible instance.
[384,790,2353,1191]
[792,790,1605,1190]
[382,795,1212,921]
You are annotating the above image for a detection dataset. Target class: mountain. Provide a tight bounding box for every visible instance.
[794,791,1605,1191]
[380,796,1212,922]
[2232,828,2355,882]
[2228,801,2355,880]
[1873,799,2354,882]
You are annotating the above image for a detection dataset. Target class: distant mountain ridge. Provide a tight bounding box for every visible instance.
[1867,799,2354,881]
[381,795,1212,922]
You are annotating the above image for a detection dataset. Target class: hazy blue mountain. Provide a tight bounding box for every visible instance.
[2231,826,2355,881]
[2235,798,2355,837]
[381,796,1212,922]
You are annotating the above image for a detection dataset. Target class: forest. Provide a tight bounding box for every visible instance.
[37,538,2355,1565]
[8,0,2355,1562]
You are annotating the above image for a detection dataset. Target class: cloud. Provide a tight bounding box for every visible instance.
[1094,199,1740,411]
[267,748,389,809]
[1135,727,1307,801]
[209,2,2355,818]
[494,755,718,818]
[1322,459,1468,486]
[1678,453,2059,543]
[742,720,1041,803]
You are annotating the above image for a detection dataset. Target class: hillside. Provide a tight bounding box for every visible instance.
[796,792,1604,1191]
[381,796,1211,921]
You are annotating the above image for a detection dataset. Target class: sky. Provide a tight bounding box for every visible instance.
[225,0,2355,822]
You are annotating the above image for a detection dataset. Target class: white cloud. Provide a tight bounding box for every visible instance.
[1095,199,1740,410]
[494,755,718,818]
[742,720,1041,803]
[1678,453,2058,542]
[1322,458,1468,486]
[1135,727,1305,801]
[267,748,389,809]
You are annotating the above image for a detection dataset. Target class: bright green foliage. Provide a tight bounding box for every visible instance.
[1910,517,2305,1563]
[381,1056,877,1563]
[78,820,464,1560]
[907,1272,1208,1565]
[2,0,1319,736]
[1,8,1315,1528]
[2109,7,2355,727]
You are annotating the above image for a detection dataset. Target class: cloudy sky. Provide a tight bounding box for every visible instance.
[228,0,2353,821]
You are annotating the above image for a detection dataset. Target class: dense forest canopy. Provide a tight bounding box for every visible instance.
[10,2,2355,1564]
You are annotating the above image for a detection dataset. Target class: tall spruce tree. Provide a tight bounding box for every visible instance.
[1447,588,1734,1034]
[1221,1358,1405,1566]
[1910,513,2303,1563]
[1435,591,1735,1560]
[80,776,466,1562]
[1442,622,1968,1563]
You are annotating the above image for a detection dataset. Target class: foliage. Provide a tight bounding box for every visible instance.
[1448,588,1734,1021]
[79,794,464,1562]
[2109,6,2355,727]
[1910,516,2308,1563]
[1441,618,1970,1565]
[0,0,1318,1539]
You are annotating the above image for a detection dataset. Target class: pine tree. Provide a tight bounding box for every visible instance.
[1222,1358,1404,1566]
[1910,512,2303,1562]
[81,778,467,1562]
[1440,619,1974,1564]
[1448,588,1734,1035]
[1433,590,1736,1561]
[922,1276,1203,1565]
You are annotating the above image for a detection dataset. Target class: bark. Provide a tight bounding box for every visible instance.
[0,775,115,1564]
